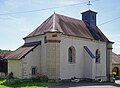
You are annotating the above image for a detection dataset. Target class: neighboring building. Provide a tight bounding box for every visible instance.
[112,52,120,76]
[0,53,9,77]
[5,10,114,81]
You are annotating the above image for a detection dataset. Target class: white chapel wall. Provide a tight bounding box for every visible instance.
[59,35,107,79]
[8,60,22,79]
[24,35,47,76]
[22,45,41,79]
[84,49,93,79]
[25,35,42,43]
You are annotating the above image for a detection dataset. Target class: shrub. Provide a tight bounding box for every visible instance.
[5,72,15,85]
[7,72,14,80]
[35,73,48,82]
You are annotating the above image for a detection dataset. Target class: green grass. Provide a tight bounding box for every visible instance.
[0,79,52,88]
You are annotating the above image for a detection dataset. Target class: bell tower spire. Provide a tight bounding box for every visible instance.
[81,1,97,26]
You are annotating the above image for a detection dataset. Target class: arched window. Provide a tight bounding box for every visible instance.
[68,46,76,63]
[96,49,100,63]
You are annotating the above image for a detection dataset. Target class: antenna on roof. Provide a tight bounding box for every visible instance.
[87,1,92,10]
[50,11,57,32]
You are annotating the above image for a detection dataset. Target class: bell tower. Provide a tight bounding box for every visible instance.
[81,1,97,26]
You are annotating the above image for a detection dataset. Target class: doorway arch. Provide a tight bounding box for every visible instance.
[112,67,119,76]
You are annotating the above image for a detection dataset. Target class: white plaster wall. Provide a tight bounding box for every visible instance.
[23,33,107,79]
[45,32,61,79]
[22,45,41,79]
[40,42,47,75]
[60,35,107,79]
[84,49,93,79]
[24,35,47,75]
[25,35,43,43]
[8,60,22,79]
[106,43,113,76]
[95,44,106,77]
[60,37,83,79]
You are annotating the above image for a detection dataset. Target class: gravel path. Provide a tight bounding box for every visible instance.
[49,80,120,88]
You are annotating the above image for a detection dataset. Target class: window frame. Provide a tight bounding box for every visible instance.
[68,46,76,64]
[95,49,100,63]
[44,36,47,43]
[31,66,37,75]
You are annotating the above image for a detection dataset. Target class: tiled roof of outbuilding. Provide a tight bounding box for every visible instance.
[5,41,41,60]
[0,53,9,59]
[112,52,120,64]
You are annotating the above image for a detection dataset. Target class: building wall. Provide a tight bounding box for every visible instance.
[46,43,60,79]
[59,35,107,80]
[106,43,113,77]
[40,40,47,76]
[25,35,43,43]
[25,35,47,76]
[17,33,107,80]
[96,44,106,75]
[84,49,94,79]
[45,32,60,79]
[8,60,22,79]
[8,35,49,79]
[24,34,61,79]
[21,45,41,79]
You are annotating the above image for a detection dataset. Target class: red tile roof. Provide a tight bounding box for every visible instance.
[0,53,9,59]
[112,52,120,64]
[25,13,109,42]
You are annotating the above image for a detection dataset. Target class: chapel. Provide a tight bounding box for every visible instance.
[6,10,114,81]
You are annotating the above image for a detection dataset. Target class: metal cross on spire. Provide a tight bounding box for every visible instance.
[87,1,92,10]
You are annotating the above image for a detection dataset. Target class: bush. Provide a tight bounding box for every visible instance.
[35,73,48,82]
[5,72,15,85]
[7,72,14,80]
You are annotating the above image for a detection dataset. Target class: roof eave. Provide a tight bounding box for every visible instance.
[6,42,40,60]
[18,45,39,60]
[23,31,63,40]
[108,41,114,44]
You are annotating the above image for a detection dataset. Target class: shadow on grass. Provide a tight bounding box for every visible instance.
[1,79,51,87]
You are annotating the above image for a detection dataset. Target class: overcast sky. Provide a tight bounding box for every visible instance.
[0,0,120,54]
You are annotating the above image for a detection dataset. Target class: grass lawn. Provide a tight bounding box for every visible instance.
[0,79,52,88]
